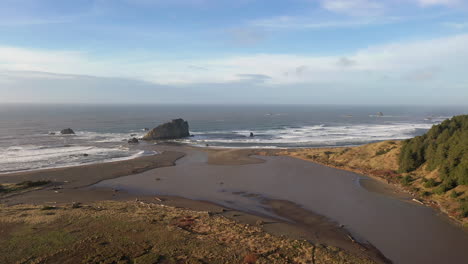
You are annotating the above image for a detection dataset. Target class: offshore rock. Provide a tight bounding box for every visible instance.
[60,128,75,135]
[143,119,190,140]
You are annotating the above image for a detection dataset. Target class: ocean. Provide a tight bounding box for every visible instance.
[0,104,466,173]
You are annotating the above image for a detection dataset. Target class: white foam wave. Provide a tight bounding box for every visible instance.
[0,144,156,174]
[188,123,433,146]
[75,131,146,143]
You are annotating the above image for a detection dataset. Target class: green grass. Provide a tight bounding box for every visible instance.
[0,180,51,194]
[423,178,439,188]
[17,180,51,188]
[400,175,414,186]
[375,147,395,156]
[460,201,468,218]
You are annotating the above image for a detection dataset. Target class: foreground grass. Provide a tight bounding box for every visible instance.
[0,201,376,264]
[276,140,468,225]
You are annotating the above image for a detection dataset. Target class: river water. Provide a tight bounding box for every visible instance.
[93,148,468,264]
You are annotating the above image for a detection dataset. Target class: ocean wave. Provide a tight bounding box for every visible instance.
[187,122,434,147]
[0,144,155,174]
[75,131,146,143]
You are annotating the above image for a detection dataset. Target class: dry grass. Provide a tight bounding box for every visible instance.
[0,201,376,264]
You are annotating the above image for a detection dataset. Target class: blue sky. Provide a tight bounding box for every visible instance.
[1,0,468,104]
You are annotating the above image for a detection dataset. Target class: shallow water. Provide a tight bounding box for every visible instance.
[93,149,468,264]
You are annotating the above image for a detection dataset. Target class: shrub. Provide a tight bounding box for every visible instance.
[41,205,56,210]
[16,180,50,188]
[376,149,389,156]
[460,201,468,218]
[423,178,439,188]
[421,191,432,197]
[401,175,413,186]
[434,179,457,195]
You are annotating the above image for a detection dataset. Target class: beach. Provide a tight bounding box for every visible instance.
[0,144,389,264]
[1,143,468,263]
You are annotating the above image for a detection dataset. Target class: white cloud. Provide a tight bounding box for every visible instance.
[1,34,468,87]
[337,57,357,67]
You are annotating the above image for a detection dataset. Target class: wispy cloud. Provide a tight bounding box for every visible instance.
[415,0,463,7]
[0,17,72,26]
[402,67,441,81]
[227,27,266,46]
[442,21,468,29]
[337,57,357,67]
[236,73,272,83]
[320,0,386,16]
[249,15,402,30]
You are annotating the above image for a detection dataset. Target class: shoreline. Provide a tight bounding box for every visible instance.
[0,149,160,176]
[0,144,390,263]
[2,143,468,263]
[1,142,465,228]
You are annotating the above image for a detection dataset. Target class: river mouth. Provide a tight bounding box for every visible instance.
[91,147,468,264]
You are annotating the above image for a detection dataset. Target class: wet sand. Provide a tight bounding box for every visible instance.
[0,150,184,204]
[92,146,468,264]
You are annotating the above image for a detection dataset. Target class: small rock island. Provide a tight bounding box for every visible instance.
[143,118,190,140]
[60,128,75,135]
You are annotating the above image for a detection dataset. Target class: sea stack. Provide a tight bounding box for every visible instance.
[143,119,190,140]
[128,137,139,144]
[60,128,75,135]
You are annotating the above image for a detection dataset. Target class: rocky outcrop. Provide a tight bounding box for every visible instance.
[143,119,190,140]
[60,128,75,135]
[128,137,139,144]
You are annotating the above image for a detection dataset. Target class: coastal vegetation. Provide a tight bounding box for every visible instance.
[0,201,377,264]
[0,180,50,194]
[399,115,468,187]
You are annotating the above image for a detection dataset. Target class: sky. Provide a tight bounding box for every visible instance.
[0,0,468,105]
